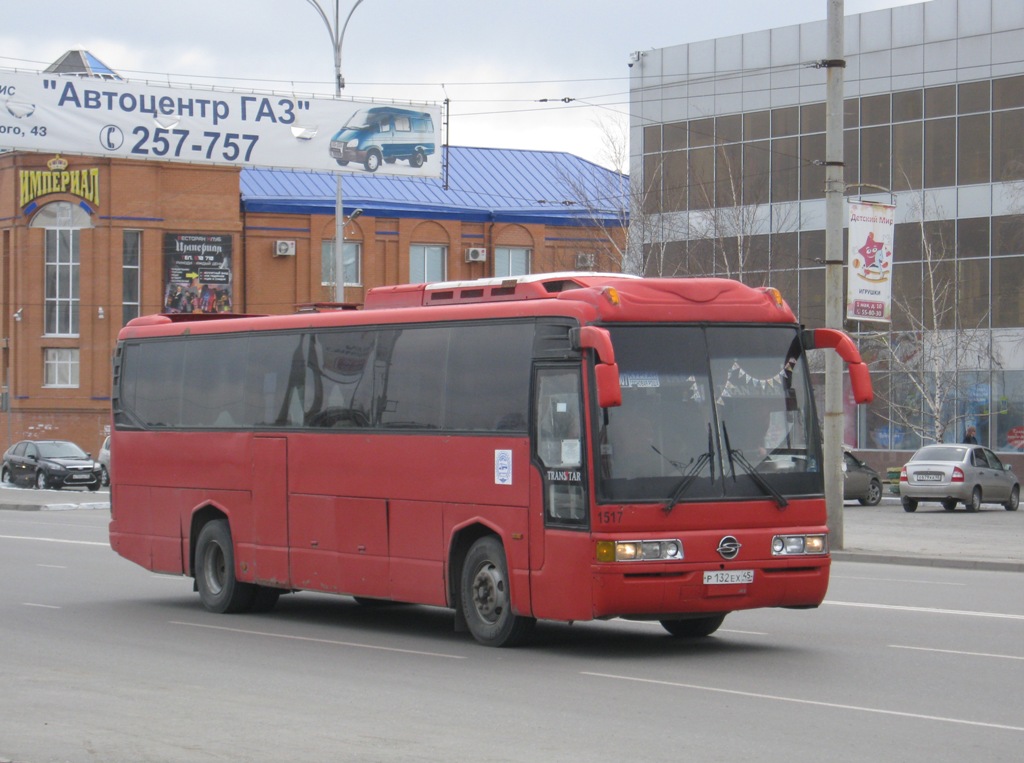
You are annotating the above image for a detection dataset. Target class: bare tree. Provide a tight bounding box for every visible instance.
[559,115,687,276]
[683,139,799,283]
[863,192,1002,445]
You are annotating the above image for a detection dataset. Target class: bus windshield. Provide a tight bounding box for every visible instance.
[597,325,821,504]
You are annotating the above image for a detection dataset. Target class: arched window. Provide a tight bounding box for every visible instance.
[30,201,92,336]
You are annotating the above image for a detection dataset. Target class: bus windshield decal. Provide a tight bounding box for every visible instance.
[620,371,660,389]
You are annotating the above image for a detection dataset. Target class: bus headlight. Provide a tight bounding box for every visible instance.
[596,539,684,562]
[771,534,828,556]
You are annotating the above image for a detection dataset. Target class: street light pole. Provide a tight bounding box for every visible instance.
[305,0,364,303]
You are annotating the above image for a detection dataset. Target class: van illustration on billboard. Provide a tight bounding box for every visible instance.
[329,106,436,173]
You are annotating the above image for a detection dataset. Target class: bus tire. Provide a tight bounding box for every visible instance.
[195,519,256,614]
[660,614,726,638]
[460,536,534,647]
[249,586,282,613]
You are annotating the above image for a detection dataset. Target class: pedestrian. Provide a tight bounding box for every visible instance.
[962,425,978,444]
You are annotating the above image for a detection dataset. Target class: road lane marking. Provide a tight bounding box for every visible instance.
[582,672,1024,732]
[831,574,966,586]
[23,603,60,609]
[719,629,769,636]
[37,564,67,569]
[891,644,1024,661]
[170,620,466,659]
[826,600,1024,620]
[0,534,107,546]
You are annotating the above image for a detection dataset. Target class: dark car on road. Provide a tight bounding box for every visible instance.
[900,444,1019,512]
[843,450,883,505]
[1,440,102,491]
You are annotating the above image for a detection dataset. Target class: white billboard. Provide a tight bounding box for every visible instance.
[0,69,441,177]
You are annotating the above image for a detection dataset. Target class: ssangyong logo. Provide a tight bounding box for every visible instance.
[716,535,741,560]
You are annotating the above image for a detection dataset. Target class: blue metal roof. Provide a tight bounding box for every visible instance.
[240,146,628,227]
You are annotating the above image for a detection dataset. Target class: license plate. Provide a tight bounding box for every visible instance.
[704,570,754,585]
[71,473,89,480]
[916,473,942,482]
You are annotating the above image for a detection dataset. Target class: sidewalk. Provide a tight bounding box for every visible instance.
[2,489,1020,572]
[0,485,110,512]
[834,496,1023,572]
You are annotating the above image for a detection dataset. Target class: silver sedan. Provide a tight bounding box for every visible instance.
[899,444,1020,512]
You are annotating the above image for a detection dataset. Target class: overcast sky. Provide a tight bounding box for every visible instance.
[2,0,922,169]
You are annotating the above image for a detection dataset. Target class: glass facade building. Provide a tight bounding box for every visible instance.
[630,0,1024,456]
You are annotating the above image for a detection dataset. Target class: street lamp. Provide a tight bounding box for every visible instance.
[305,0,364,302]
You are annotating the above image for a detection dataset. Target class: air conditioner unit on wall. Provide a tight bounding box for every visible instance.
[575,252,596,269]
[465,247,487,263]
[274,240,297,257]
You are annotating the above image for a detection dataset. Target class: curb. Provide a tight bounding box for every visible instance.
[0,502,110,512]
[832,550,1024,573]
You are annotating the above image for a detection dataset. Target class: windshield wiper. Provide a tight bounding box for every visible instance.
[722,424,789,509]
[663,424,716,514]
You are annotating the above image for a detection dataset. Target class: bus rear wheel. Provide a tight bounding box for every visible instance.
[660,614,726,638]
[460,536,534,647]
[195,519,256,613]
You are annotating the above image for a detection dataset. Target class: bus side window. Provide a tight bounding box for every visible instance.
[245,333,306,427]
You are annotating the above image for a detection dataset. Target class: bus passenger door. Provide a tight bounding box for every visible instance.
[529,366,595,621]
[250,436,290,586]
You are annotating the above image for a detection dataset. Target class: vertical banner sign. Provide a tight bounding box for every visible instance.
[163,233,233,313]
[847,200,895,323]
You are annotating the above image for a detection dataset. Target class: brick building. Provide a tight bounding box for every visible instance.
[0,147,627,453]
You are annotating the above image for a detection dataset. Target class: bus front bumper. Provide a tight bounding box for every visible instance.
[589,556,830,619]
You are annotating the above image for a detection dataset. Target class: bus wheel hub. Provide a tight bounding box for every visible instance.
[472,563,505,621]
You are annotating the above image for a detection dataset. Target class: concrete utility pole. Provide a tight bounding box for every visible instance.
[824,0,846,547]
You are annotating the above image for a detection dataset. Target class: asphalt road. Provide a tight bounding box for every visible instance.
[1,502,1022,762]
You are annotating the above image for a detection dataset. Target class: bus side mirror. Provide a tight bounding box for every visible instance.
[574,326,622,409]
[594,362,622,409]
[803,327,874,405]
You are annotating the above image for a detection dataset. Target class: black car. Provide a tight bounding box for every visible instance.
[843,450,883,506]
[1,440,102,491]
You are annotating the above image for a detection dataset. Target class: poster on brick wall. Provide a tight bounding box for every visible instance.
[162,233,233,313]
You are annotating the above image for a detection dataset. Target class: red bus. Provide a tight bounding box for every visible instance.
[109,273,872,646]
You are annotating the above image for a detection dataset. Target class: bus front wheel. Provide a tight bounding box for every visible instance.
[460,536,534,647]
[660,614,726,638]
[195,519,256,613]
